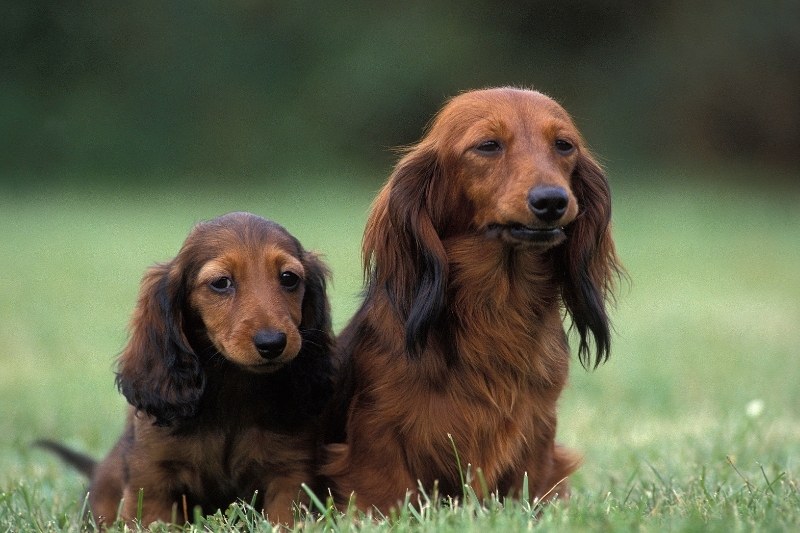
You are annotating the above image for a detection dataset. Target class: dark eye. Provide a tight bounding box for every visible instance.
[555,139,575,155]
[279,271,301,291]
[474,140,503,154]
[209,276,233,293]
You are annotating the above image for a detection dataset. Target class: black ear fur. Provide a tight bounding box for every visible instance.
[300,252,332,337]
[560,153,620,369]
[115,262,205,426]
[288,251,334,417]
[383,146,449,357]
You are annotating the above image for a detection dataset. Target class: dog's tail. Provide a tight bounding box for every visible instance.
[34,439,96,478]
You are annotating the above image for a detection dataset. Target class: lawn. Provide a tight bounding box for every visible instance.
[1,167,798,531]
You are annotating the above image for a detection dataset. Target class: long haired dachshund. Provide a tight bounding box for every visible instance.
[38,212,333,526]
[323,87,622,512]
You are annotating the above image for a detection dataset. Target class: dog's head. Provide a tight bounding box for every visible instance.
[115,212,332,425]
[365,87,621,367]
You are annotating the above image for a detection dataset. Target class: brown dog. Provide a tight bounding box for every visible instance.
[39,212,333,526]
[323,87,622,513]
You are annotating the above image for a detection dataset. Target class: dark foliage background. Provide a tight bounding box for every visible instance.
[2,0,798,183]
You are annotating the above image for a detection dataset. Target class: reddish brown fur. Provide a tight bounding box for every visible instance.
[45,213,333,526]
[323,88,621,513]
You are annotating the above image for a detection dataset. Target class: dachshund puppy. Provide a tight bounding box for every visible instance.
[39,212,333,526]
[323,87,622,513]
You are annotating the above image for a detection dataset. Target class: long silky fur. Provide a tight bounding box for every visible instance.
[558,153,623,368]
[363,145,450,357]
[115,261,205,426]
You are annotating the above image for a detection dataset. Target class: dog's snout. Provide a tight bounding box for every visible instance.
[528,186,569,224]
[253,330,287,359]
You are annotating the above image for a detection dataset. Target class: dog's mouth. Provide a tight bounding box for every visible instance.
[246,360,287,374]
[486,223,566,246]
[246,348,302,373]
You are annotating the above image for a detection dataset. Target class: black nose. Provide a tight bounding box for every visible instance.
[253,330,287,359]
[528,186,569,223]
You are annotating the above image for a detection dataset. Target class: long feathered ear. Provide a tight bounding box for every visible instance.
[115,261,205,426]
[289,251,334,417]
[299,252,332,338]
[560,151,623,369]
[363,143,449,356]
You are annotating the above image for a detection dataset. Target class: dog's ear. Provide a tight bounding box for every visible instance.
[560,151,623,368]
[364,143,449,357]
[299,251,332,340]
[115,261,205,426]
[286,251,334,418]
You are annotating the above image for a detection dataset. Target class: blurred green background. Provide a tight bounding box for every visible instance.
[3,0,798,182]
[1,2,799,524]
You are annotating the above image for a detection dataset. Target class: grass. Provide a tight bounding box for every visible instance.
[1,167,799,531]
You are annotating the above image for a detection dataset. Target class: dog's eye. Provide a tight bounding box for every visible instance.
[474,140,503,154]
[209,277,233,293]
[279,271,301,291]
[555,139,575,155]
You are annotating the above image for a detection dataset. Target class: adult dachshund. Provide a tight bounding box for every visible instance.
[323,87,622,513]
[39,212,333,526]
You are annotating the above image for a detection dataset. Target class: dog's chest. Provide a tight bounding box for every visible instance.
[399,375,541,492]
[153,422,311,501]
